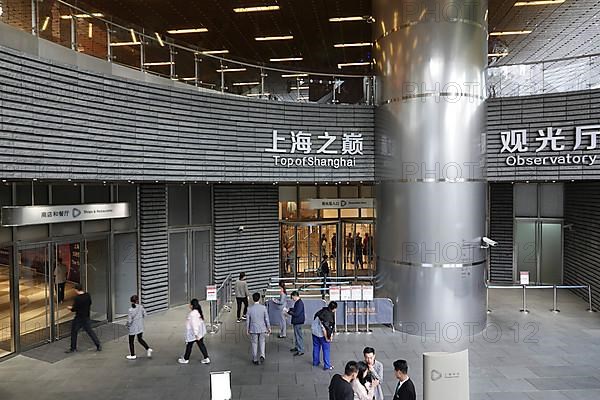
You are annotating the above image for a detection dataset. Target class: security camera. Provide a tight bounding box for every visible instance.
[365,16,376,23]
[238,226,245,232]
[481,237,498,248]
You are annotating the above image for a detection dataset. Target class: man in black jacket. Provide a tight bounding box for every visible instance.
[329,361,358,400]
[392,359,416,400]
[65,284,101,353]
[287,291,305,356]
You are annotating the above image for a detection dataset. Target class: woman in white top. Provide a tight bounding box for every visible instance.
[126,294,153,360]
[178,298,210,364]
[351,361,380,400]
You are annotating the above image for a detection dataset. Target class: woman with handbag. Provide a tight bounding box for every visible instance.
[178,298,210,364]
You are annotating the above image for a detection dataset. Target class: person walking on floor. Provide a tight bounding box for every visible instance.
[178,298,210,364]
[312,301,337,370]
[65,284,101,353]
[272,280,288,338]
[54,257,67,304]
[329,361,359,400]
[287,290,305,356]
[363,347,384,400]
[319,255,330,300]
[247,292,271,365]
[351,361,380,400]
[392,360,416,400]
[125,294,153,360]
[235,272,249,323]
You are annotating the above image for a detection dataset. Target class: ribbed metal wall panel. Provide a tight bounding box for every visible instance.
[487,89,600,181]
[0,44,375,182]
[138,184,169,312]
[213,185,279,292]
[564,182,600,311]
[489,183,514,283]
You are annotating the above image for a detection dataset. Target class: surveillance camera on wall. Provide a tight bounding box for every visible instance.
[365,16,376,23]
[481,237,498,248]
[238,226,245,232]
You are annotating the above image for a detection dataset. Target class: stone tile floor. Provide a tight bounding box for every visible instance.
[1,288,600,399]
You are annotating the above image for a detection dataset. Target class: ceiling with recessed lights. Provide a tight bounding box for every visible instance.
[88,0,600,70]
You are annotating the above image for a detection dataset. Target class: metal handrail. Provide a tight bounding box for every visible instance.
[486,283,595,314]
[53,0,371,79]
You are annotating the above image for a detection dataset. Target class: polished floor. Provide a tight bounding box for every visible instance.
[1,289,600,400]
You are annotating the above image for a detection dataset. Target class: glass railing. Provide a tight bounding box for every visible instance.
[487,54,600,98]
[0,0,374,105]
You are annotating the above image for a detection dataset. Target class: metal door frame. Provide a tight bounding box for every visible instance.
[513,217,564,284]
[14,241,53,351]
[83,234,111,325]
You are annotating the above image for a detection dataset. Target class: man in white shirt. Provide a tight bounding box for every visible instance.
[363,346,384,400]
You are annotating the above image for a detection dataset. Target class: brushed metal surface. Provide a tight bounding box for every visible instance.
[373,0,488,334]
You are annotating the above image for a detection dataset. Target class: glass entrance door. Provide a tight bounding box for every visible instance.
[0,246,14,357]
[53,241,83,338]
[515,219,563,284]
[342,221,375,278]
[17,244,51,349]
[85,238,109,323]
[191,229,210,300]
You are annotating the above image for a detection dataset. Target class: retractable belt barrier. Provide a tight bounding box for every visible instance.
[208,274,233,334]
[486,283,596,314]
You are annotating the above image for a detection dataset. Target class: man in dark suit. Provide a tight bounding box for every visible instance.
[392,359,416,400]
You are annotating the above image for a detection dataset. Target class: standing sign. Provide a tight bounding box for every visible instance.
[362,286,374,301]
[340,286,352,301]
[206,285,217,301]
[351,286,363,301]
[210,371,232,400]
[520,271,530,285]
[423,350,469,400]
[329,286,341,301]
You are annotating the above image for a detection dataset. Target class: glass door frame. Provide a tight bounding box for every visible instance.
[14,241,53,351]
[340,219,376,280]
[513,217,564,284]
[0,242,15,358]
[167,226,213,304]
[83,234,111,325]
[279,219,375,280]
[52,238,84,340]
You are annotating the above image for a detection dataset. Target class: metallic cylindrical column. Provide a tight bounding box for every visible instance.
[373,0,488,335]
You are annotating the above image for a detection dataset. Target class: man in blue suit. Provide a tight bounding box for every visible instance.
[287,291,305,356]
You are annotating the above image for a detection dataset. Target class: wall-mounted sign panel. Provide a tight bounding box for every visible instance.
[1,203,130,227]
[308,198,374,209]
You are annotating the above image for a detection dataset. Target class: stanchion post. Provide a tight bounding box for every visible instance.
[551,285,560,313]
[587,285,596,312]
[486,285,492,314]
[366,300,372,334]
[344,301,349,334]
[355,300,360,334]
[520,285,529,314]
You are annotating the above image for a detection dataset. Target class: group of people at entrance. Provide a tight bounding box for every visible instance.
[63,286,210,365]
[234,275,416,400]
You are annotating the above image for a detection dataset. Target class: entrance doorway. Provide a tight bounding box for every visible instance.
[515,219,563,284]
[280,220,375,279]
[15,238,109,350]
[168,228,211,306]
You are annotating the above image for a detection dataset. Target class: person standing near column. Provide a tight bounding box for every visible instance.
[54,257,67,304]
[287,291,305,356]
[235,272,249,323]
[178,298,210,364]
[392,360,416,400]
[246,292,271,365]
[363,347,384,400]
[125,294,153,360]
[272,281,288,338]
[65,284,101,353]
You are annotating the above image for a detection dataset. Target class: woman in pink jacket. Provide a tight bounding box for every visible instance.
[178,298,210,364]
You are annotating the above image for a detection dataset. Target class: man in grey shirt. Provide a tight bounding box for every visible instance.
[246,292,270,365]
[54,258,67,303]
[235,272,249,322]
[363,347,384,400]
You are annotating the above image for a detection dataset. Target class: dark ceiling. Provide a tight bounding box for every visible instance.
[85,0,600,72]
